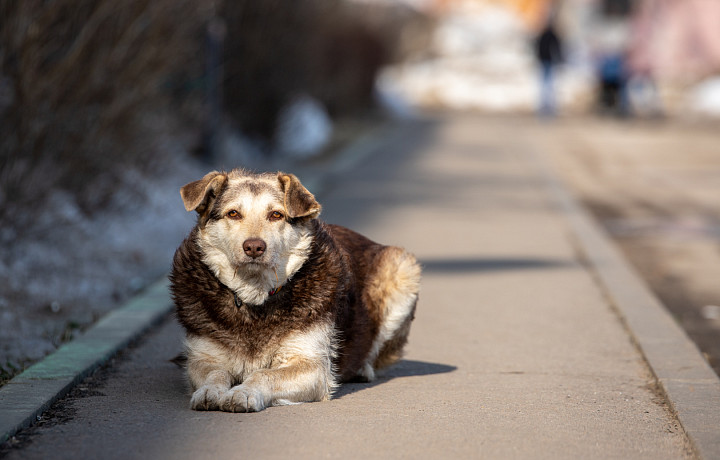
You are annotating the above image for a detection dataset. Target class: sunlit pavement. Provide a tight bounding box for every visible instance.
[4,114,718,459]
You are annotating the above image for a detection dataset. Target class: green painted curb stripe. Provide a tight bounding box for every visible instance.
[0,278,172,443]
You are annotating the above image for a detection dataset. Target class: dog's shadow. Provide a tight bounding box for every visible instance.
[333,359,456,399]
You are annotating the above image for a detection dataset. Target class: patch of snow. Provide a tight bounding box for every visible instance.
[274,95,333,159]
[702,305,720,321]
[348,0,433,12]
[379,2,594,114]
[375,77,416,119]
[433,4,524,57]
[687,77,720,118]
[0,141,205,371]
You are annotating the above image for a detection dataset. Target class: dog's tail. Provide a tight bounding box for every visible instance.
[368,247,421,371]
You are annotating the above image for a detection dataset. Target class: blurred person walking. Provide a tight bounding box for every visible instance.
[592,1,632,117]
[597,53,630,116]
[534,18,564,117]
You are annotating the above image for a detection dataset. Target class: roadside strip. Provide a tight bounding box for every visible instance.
[0,279,172,443]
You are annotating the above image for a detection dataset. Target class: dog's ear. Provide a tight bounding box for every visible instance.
[278,173,321,220]
[180,171,228,218]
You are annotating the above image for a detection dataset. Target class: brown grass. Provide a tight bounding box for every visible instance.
[0,0,212,228]
[0,0,430,235]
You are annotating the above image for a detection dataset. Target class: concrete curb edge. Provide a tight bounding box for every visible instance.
[0,278,173,444]
[531,144,720,460]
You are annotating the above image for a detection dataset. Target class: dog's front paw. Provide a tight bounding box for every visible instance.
[190,385,227,411]
[220,385,266,413]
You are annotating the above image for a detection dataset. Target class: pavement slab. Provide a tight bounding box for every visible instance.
[2,114,716,459]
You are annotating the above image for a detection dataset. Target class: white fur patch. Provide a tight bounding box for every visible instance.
[196,177,314,306]
[185,335,270,387]
[185,322,338,408]
[366,292,418,374]
[255,322,339,405]
[363,249,421,376]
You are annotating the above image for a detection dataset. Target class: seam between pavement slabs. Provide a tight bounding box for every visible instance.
[528,140,720,460]
[0,123,396,445]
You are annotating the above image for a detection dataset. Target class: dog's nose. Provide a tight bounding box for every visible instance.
[242,238,266,259]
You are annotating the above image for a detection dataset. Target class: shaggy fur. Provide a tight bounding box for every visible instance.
[170,169,421,412]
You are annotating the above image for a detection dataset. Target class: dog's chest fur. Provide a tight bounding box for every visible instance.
[170,221,376,376]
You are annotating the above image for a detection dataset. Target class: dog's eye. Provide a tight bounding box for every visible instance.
[269,211,284,221]
[226,210,241,219]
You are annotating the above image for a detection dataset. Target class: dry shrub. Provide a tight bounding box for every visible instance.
[0,0,431,234]
[221,0,403,139]
[0,0,212,232]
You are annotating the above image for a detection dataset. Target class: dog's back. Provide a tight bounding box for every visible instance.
[326,224,421,381]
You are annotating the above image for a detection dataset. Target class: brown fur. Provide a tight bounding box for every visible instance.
[170,169,420,412]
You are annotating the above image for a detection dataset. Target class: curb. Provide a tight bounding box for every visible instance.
[530,143,720,460]
[0,123,394,446]
[0,278,172,444]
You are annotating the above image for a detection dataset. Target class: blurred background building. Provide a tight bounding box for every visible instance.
[379,0,720,117]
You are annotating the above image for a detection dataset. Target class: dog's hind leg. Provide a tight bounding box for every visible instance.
[374,298,417,370]
[363,246,421,378]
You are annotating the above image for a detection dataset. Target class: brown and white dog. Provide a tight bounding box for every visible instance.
[170,169,421,412]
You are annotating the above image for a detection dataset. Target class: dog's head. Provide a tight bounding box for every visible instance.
[180,169,321,304]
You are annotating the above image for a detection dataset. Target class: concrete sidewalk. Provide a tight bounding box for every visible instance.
[2,114,718,459]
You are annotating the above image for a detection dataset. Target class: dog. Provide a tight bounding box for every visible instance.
[170,169,421,412]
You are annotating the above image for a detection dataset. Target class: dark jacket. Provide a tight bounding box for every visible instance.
[536,26,563,65]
